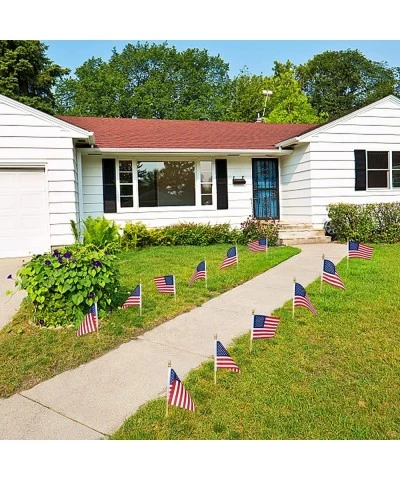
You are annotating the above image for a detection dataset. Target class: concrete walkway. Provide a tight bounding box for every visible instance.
[0,243,347,440]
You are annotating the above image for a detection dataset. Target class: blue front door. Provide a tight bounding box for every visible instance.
[252,158,279,219]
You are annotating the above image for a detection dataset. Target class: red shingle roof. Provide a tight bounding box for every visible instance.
[58,116,319,150]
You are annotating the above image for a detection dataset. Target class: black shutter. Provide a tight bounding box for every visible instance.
[102,159,117,213]
[354,150,366,191]
[216,159,228,209]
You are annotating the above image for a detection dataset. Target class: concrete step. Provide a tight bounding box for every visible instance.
[279,236,332,245]
[279,230,327,239]
[278,223,314,231]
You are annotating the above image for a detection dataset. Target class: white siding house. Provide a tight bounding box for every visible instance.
[0,94,92,258]
[2,93,400,258]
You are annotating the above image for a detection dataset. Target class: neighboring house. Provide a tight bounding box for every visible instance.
[1,92,400,258]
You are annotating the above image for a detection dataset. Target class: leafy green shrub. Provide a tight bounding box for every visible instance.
[71,216,121,251]
[161,222,240,246]
[121,221,152,250]
[16,244,121,327]
[148,227,174,246]
[328,202,400,243]
[239,216,280,246]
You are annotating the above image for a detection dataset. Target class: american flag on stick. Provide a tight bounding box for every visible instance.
[167,365,195,414]
[215,339,241,380]
[77,303,98,337]
[188,261,207,285]
[348,241,373,260]
[247,238,268,253]
[252,314,280,339]
[220,246,238,269]
[293,282,317,316]
[322,259,345,290]
[154,275,176,294]
[121,284,141,308]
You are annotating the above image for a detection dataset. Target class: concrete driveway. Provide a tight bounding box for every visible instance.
[0,257,29,330]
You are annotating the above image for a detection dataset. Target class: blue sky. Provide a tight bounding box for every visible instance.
[43,40,400,78]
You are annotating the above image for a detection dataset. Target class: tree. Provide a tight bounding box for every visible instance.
[263,61,324,124]
[0,41,69,114]
[55,42,231,120]
[297,49,400,120]
[224,68,266,122]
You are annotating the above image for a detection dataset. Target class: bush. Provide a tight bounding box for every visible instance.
[121,221,152,250]
[239,216,280,246]
[71,216,120,252]
[327,202,400,243]
[16,244,121,327]
[161,222,240,246]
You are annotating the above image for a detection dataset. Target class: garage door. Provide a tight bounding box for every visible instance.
[0,168,50,258]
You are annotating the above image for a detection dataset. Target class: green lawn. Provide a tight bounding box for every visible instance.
[111,244,400,440]
[0,244,298,397]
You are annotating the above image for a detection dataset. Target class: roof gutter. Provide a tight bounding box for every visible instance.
[77,147,292,156]
[275,137,300,148]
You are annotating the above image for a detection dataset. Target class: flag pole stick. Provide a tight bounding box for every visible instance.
[205,260,208,289]
[250,309,254,353]
[95,301,99,337]
[236,243,239,269]
[347,239,349,271]
[320,254,324,293]
[166,361,171,418]
[266,237,268,257]
[292,278,296,320]
[139,278,142,317]
[214,333,217,385]
[174,275,177,303]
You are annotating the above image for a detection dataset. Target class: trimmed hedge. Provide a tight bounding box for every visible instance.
[327,202,400,243]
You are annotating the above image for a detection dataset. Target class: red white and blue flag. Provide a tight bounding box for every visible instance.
[248,238,268,253]
[215,340,241,373]
[252,314,280,339]
[154,275,176,294]
[220,246,238,269]
[77,304,98,337]
[322,259,345,290]
[293,282,317,315]
[168,367,195,412]
[348,241,373,260]
[188,261,206,285]
[121,284,141,309]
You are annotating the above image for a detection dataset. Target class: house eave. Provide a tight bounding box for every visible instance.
[77,147,292,156]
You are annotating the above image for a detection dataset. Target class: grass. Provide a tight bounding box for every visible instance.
[0,244,298,397]
[111,244,400,440]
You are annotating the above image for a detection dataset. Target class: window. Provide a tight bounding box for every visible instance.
[138,161,195,207]
[392,152,400,188]
[367,151,389,188]
[200,161,213,205]
[118,160,134,207]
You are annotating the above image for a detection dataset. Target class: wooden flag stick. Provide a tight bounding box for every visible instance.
[347,239,349,271]
[95,302,99,337]
[320,254,325,293]
[166,361,171,418]
[205,260,208,290]
[292,278,296,320]
[214,333,217,385]
[266,237,268,257]
[139,278,142,317]
[250,309,255,353]
[236,243,239,269]
[174,275,177,303]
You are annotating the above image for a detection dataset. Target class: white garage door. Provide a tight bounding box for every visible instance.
[0,168,50,258]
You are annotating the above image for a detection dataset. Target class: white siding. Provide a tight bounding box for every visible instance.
[279,143,313,223]
[81,154,254,229]
[301,97,400,228]
[0,97,88,251]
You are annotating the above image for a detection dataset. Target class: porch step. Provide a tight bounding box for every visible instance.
[277,223,331,245]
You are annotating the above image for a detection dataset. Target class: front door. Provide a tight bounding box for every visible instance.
[252,158,279,219]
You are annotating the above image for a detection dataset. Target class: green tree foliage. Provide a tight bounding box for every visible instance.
[263,61,324,124]
[297,49,400,120]
[224,68,266,122]
[55,42,231,120]
[0,41,69,114]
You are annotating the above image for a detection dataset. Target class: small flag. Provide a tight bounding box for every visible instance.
[322,259,345,290]
[215,340,241,373]
[121,284,141,309]
[220,246,238,269]
[294,282,317,315]
[168,367,195,412]
[188,261,206,285]
[77,304,98,336]
[252,314,280,339]
[348,241,373,260]
[154,275,175,294]
[247,238,267,253]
